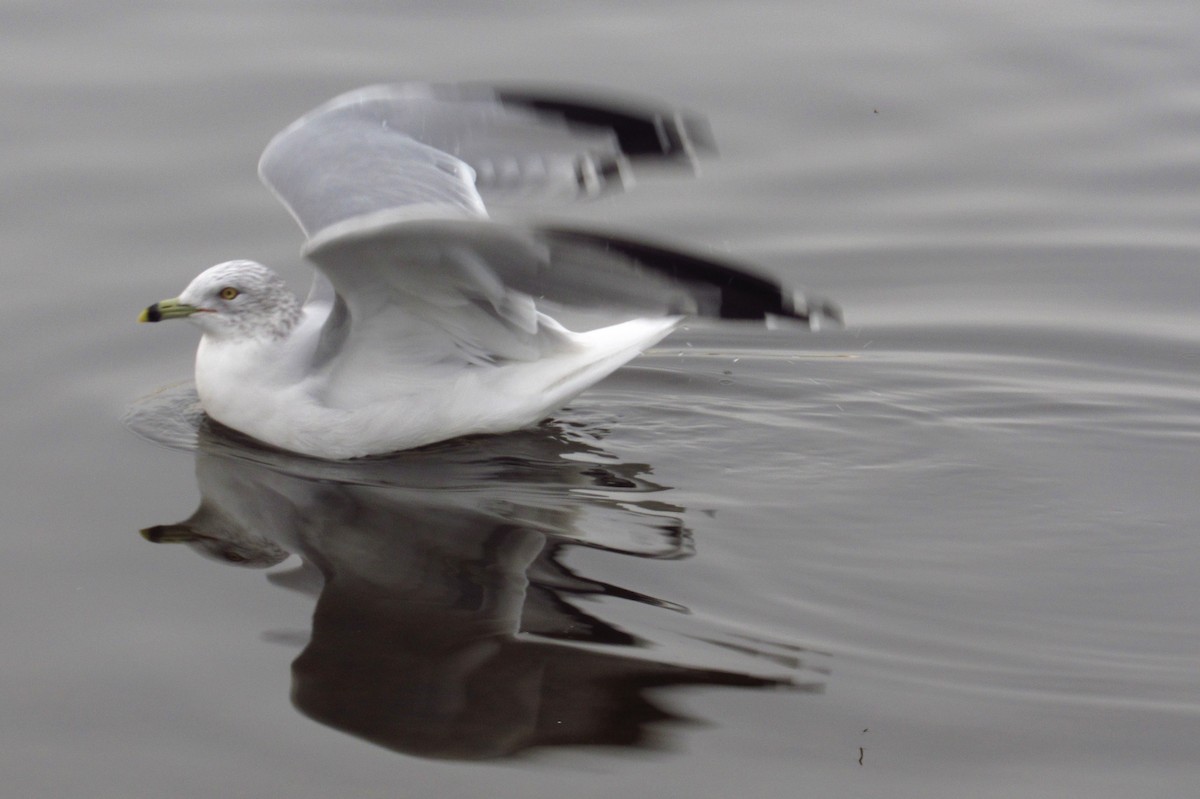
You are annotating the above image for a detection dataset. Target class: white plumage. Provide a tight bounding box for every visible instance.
[140,84,836,459]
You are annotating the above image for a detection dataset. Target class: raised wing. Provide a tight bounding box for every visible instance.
[259,83,713,242]
[304,215,840,371]
[262,84,834,375]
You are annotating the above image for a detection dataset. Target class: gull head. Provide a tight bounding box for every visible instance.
[138,260,301,340]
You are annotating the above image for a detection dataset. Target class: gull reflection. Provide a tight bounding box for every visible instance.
[134,390,820,759]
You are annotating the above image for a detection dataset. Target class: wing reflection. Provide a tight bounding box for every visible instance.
[137,402,821,759]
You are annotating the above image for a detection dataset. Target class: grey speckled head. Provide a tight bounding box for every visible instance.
[176,260,302,340]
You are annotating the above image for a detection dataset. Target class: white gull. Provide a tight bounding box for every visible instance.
[139,84,837,459]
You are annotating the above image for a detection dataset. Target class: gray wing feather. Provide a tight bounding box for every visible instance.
[304,215,831,361]
[259,87,488,238]
[258,83,660,241]
[258,84,797,369]
[303,217,568,366]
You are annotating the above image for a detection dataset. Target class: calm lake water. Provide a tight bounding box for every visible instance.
[4,1,1199,796]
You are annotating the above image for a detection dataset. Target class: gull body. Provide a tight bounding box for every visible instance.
[140,84,837,459]
[161,259,678,458]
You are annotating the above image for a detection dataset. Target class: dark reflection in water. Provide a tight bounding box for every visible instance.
[130,387,820,760]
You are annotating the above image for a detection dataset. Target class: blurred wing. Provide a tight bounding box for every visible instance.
[259,83,713,241]
[261,84,833,374]
[304,218,571,369]
[259,85,488,239]
[303,216,839,371]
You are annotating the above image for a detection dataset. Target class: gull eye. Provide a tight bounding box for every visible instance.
[219,287,240,301]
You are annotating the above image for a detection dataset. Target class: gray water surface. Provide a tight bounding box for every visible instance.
[4,2,1200,797]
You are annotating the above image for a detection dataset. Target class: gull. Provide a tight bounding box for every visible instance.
[139,84,838,459]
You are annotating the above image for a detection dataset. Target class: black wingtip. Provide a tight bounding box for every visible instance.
[494,87,715,164]
[538,226,838,326]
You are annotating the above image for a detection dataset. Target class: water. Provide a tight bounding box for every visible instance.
[4,1,1199,796]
